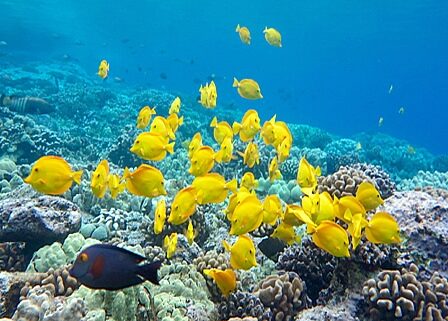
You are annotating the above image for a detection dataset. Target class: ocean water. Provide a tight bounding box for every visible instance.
[1,1,448,321]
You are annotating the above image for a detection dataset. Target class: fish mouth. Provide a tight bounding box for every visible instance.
[69,265,88,279]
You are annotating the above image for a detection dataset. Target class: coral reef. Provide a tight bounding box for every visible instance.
[0,242,26,272]
[398,170,448,191]
[218,291,272,321]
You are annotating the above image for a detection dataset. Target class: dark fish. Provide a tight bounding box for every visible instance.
[258,237,286,261]
[0,95,55,114]
[160,72,167,80]
[69,244,161,290]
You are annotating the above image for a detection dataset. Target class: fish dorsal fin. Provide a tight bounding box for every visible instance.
[90,243,146,262]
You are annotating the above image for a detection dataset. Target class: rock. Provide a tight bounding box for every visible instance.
[91,226,108,241]
[0,196,81,244]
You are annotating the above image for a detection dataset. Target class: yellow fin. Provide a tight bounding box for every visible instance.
[72,170,83,185]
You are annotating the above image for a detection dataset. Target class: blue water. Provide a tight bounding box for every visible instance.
[0,0,447,154]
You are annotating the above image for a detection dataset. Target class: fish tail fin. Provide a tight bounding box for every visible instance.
[137,261,162,285]
[72,170,83,185]
[232,122,241,135]
[178,116,184,126]
[236,24,240,32]
[306,222,317,234]
[214,150,223,163]
[263,26,268,33]
[123,167,131,179]
[166,142,175,154]
[222,240,231,252]
[210,116,218,128]
[232,77,239,88]
[237,150,245,158]
[226,179,238,193]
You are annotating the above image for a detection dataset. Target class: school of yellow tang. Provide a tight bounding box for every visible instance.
[23,25,402,298]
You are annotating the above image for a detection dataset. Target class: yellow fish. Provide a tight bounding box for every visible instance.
[192,173,237,204]
[108,173,125,199]
[188,132,203,158]
[123,165,166,198]
[215,137,234,163]
[154,198,167,235]
[263,27,282,47]
[261,115,277,146]
[203,268,236,296]
[238,142,260,168]
[169,96,181,114]
[235,24,251,45]
[163,232,178,259]
[262,194,283,225]
[240,172,258,191]
[168,186,197,225]
[365,212,401,244]
[226,190,253,221]
[302,192,321,216]
[356,142,362,151]
[185,220,197,245]
[199,81,217,108]
[347,213,368,250]
[268,157,282,182]
[398,107,405,114]
[167,113,184,134]
[338,196,366,222]
[232,78,263,100]
[407,145,416,155]
[136,106,156,129]
[24,156,83,195]
[189,146,217,177]
[271,121,292,149]
[229,195,264,235]
[355,181,383,211]
[150,116,175,140]
[284,204,314,227]
[232,110,261,142]
[223,234,257,270]
[297,157,321,195]
[271,222,301,245]
[90,159,110,198]
[378,116,384,127]
[312,191,335,224]
[310,220,350,257]
[276,138,291,163]
[210,116,233,144]
[97,59,109,79]
[130,132,174,161]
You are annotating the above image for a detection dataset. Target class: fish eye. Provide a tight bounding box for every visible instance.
[79,252,89,262]
[97,173,101,178]
[249,249,253,254]
[34,168,39,172]
[136,140,140,144]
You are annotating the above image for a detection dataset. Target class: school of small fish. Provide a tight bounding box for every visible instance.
[24,26,403,296]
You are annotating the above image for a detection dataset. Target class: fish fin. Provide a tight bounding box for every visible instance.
[232,122,241,135]
[314,166,321,177]
[166,142,175,154]
[137,261,162,285]
[237,150,245,158]
[263,26,268,33]
[232,77,239,88]
[123,167,130,179]
[226,179,238,193]
[210,116,218,127]
[235,24,240,32]
[178,116,184,126]
[222,240,231,252]
[214,150,223,163]
[72,170,83,185]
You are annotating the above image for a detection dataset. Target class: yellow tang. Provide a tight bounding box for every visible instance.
[199,81,217,108]
[284,204,313,227]
[262,194,283,225]
[130,132,174,161]
[203,269,236,296]
[91,159,110,198]
[355,181,384,211]
[338,196,366,222]
[189,146,217,177]
[276,137,291,163]
[223,234,257,270]
[123,165,166,198]
[233,109,261,142]
[24,156,83,195]
[215,137,234,163]
[312,191,335,224]
[188,132,203,158]
[240,172,258,191]
[154,198,166,235]
[261,115,277,146]
[136,105,156,129]
[167,113,184,134]
[302,192,321,216]
[108,173,125,199]
[192,173,237,204]
[163,233,178,259]
[271,222,301,245]
[236,24,251,45]
[226,190,253,221]
[365,212,401,244]
[268,157,282,182]
[347,213,368,250]
[238,142,260,169]
[229,195,264,235]
[169,96,181,114]
[185,220,197,245]
[210,116,233,144]
[150,116,175,140]
[310,220,350,257]
[232,78,263,100]
[168,186,197,225]
[297,157,321,195]
[263,27,282,47]
[97,59,109,79]
[272,121,292,149]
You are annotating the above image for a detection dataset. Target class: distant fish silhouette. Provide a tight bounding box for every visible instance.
[0,94,55,114]
[160,72,168,80]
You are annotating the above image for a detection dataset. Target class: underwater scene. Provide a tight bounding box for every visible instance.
[0,0,448,320]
